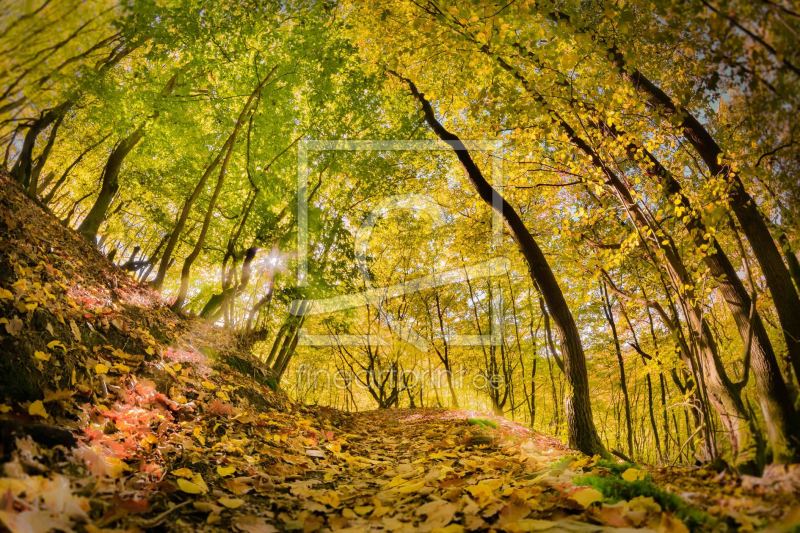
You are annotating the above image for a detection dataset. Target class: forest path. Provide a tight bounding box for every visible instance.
[278,407,798,532]
[279,408,696,532]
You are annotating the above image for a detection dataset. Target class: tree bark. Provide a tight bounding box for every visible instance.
[601,281,634,459]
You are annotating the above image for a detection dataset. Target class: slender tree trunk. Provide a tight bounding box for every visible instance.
[601,281,634,459]
[605,49,800,389]
[77,123,146,241]
[43,133,110,205]
[171,139,236,310]
[394,71,606,456]
[152,68,274,290]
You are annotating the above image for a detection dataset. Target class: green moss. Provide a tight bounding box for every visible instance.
[467,417,498,429]
[575,473,714,530]
[594,458,635,475]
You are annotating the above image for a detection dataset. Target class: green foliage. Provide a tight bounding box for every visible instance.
[575,473,714,530]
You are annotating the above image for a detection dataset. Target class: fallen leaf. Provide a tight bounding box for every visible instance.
[69,320,81,341]
[5,316,23,336]
[28,400,48,418]
[353,505,373,516]
[177,476,209,495]
[571,487,603,508]
[34,350,51,361]
[217,465,236,477]
[416,499,457,529]
[219,497,245,509]
[659,512,690,533]
[47,340,66,352]
[621,468,646,482]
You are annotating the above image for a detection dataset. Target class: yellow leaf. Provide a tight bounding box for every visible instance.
[47,340,66,352]
[113,363,131,373]
[177,475,208,494]
[218,497,245,509]
[28,400,48,418]
[193,426,206,445]
[145,346,155,355]
[353,505,373,516]
[34,350,51,361]
[621,468,646,482]
[202,380,217,391]
[94,363,109,375]
[0,288,14,300]
[571,487,603,507]
[217,465,236,477]
[466,478,502,506]
[172,468,194,478]
[105,456,129,478]
[0,404,11,413]
[659,512,689,533]
[396,478,427,494]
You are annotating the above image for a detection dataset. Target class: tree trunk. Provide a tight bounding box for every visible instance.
[395,71,607,457]
[11,102,68,190]
[77,124,146,241]
[601,281,634,459]
[43,133,110,205]
[28,112,64,196]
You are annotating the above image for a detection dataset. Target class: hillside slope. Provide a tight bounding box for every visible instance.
[1,178,798,532]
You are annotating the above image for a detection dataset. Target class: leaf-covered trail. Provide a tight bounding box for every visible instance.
[307,409,578,532]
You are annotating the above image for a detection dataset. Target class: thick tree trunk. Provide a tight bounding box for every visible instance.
[77,124,146,241]
[28,112,63,196]
[10,102,68,190]
[395,71,607,457]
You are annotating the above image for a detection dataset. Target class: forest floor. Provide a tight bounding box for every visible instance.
[1,176,800,532]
